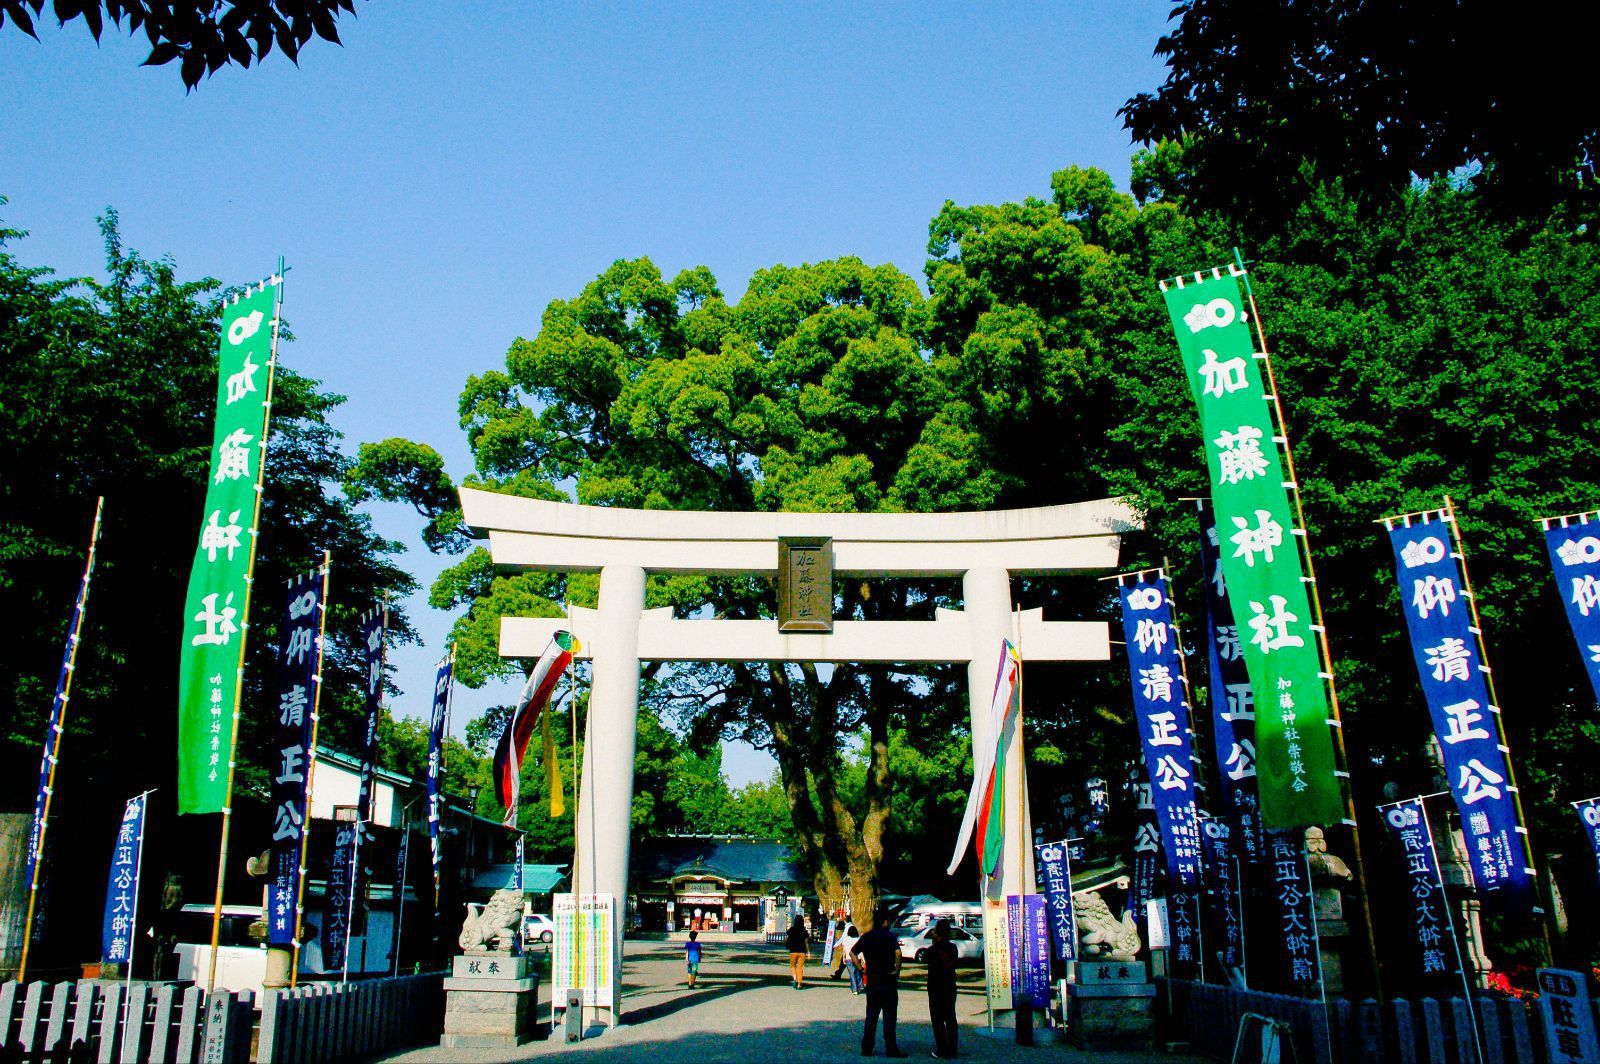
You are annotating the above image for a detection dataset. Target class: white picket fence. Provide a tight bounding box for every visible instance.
[256,973,443,1064]
[0,979,253,1062]
[1161,977,1576,1064]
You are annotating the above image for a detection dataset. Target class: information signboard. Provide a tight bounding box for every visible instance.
[552,893,615,1008]
[982,897,1012,1012]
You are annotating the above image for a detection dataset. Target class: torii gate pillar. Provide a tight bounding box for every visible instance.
[460,487,1141,1027]
[964,566,1029,910]
[573,563,645,1006]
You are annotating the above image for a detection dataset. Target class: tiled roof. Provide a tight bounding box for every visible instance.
[633,836,803,885]
[472,863,570,893]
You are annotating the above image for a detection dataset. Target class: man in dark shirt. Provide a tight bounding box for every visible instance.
[925,920,960,1059]
[850,906,907,1058]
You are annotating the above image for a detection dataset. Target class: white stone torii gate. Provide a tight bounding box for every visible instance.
[459,486,1140,1023]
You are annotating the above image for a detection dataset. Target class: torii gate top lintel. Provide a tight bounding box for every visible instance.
[459,486,1142,577]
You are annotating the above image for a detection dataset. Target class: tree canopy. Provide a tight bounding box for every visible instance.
[0,204,416,824]
[0,0,358,88]
[1122,0,1600,223]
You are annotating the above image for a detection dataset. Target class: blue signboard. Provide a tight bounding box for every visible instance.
[1022,894,1051,1008]
[1386,516,1533,911]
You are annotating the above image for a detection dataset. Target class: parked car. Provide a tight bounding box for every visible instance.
[171,904,266,992]
[894,901,984,932]
[896,924,982,963]
[523,913,555,945]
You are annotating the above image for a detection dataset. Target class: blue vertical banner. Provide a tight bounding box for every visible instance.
[1118,574,1202,974]
[325,820,353,968]
[392,825,410,973]
[513,836,525,895]
[267,569,324,947]
[1199,817,1242,969]
[1197,504,1263,865]
[1035,840,1076,961]
[100,793,148,965]
[1022,894,1051,1008]
[1267,830,1319,993]
[427,655,453,907]
[1573,798,1600,891]
[1380,799,1460,981]
[349,607,386,934]
[24,499,102,948]
[1542,515,1600,708]
[1084,777,1109,838]
[1385,513,1534,911]
[1127,769,1161,917]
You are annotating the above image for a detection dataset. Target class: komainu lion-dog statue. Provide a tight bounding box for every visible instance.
[459,888,524,953]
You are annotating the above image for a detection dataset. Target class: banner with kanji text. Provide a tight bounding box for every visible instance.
[1543,517,1600,708]
[1161,267,1342,828]
[1198,504,1263,864]
[267,569,325,947]
[427,655,452,906]
[100,793,148,965]
[1380,798,1461,983]
[177,277,280,813]
[1384,515,1532,910]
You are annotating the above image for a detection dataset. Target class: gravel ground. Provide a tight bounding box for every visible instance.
[382,938,1199,1063]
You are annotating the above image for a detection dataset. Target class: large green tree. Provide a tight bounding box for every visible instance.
[0,206,415,876]
[353,256,987,922]
[1122,0,1600,223]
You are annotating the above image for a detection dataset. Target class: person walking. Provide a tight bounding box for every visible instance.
[850,906,906,1058]
[685,929,703,988]
[785,914,810,989]
[925,920,960,1059]
[838,923,863,994]
[830,919,849,980]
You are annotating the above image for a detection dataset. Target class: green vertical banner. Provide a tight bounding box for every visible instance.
[177,277,281,814]
[1160,265,1342,828]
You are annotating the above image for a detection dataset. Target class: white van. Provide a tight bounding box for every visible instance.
[893,901,983,933]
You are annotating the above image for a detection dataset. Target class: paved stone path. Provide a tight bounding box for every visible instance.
[384,939,1197,1063]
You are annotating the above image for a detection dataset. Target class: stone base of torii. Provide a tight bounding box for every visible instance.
[460,487,1141,1028]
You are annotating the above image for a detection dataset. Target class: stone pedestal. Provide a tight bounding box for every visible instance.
[1067,961,1156,1050]
[441,953,539,1051]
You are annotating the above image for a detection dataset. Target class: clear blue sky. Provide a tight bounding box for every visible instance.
[1,1,1171,784]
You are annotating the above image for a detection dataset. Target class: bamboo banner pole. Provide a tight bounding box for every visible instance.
[18,495,104,983]
[208,258,285,994]
[289,551,333,987]
[1233,249,1383,998]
